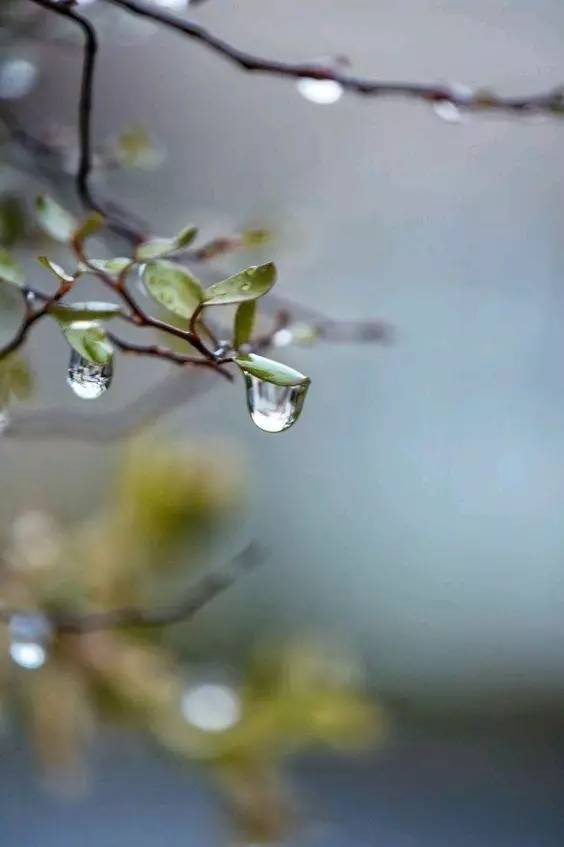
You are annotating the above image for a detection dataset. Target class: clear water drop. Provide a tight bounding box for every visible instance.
[67,349,113,400]
[0,58,38,100]
[297,76,343,105]
[181,683,241,732]
[244,374,309,433]
[9,612,52,670]
[433,99,463,124]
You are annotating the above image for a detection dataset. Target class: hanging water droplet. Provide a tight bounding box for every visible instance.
[214,339,234,358]
[9,612,52,670]
[66,349,113,400]
[244,373,309,433]
[0,58,38,100]
[297,76,343,105]
[433,99,463,124]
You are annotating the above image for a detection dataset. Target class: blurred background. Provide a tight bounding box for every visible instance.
[1,0,564,844]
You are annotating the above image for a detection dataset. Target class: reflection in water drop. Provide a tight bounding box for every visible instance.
[297,76,343,105]
[67,349,113,399]
[0,58,37,100]
[433,99,463,124]
[244,373,309,433]
[181,683,241,732]
[9,612,52,670]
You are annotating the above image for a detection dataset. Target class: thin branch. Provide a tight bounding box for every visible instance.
[101,0,564,116]
[0,544,261,633]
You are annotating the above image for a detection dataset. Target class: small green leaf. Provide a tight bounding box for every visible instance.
[142,259,204,319]
[64,324,113,365]
[135,225,197,261]
[38,256,76,284]
[204,262,276,306]
[233,300,256,349]
[0,249,24,287]
[50,301,122,324]
[234,353,309,387]
[35,194,77,243]
[113,126,162,170]
[73,212,105,243]
[82,257,132,277]
[241,227,271,247]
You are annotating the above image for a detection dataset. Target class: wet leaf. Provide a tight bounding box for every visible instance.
[142,260,203,319]
[50,301,122,324]
[234,353,309,387]
[82,258,132,277]
[38,256,75,284]
[35,194,77,243]
[64,324,113,365]
[135,225,198,261]
[233,301,256,349]
[73,212,105,244]
[204,263,276,306]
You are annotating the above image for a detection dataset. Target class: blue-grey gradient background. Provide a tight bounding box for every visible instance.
[3,1,564,843]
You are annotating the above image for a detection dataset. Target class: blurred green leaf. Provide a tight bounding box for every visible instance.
[142,260,204,319]
[64,324,113,365]
[35,194,77,244]
[51,301,122,324]
[234,353,309,387]
[112,126,162,170]
[233,301,256,349]
[82,258,132,277]
[204,263,276,306]
[73,212,105,244]
[136,225,198,261]
[38,256,75,284]
[0,354,34,406]
[0,249,24,286]
[0,195,26,247]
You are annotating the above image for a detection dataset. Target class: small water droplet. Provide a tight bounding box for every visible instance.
[244,374,309,433]
[297,76,343,105]
[67,349,113,400]
[213,340,234,358]
[0,58,38,100]
[433,99,463,124]
[181,683,241,732]
[9,612,52,670]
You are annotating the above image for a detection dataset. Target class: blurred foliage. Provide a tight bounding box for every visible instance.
[0,436,385,843]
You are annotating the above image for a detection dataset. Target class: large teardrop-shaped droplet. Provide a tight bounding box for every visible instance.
[9,612,52,670]
[66,349,113,399]
[244,373,309,433]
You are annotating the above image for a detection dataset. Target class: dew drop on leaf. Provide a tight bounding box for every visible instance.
[244,373,309,433]
[66,349,113,400]
[9,612,52,670]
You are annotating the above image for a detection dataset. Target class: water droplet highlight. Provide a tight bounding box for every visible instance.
[297,76,343,105]
[67,349,113,399]
[0,59,38,100]
[181,683,241,732]
[0,409,10,435]
[244,374,309,433]
[433,99,463,124]
[9,612,52,670]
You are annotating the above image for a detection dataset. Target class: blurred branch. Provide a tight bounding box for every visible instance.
[102,0,564,115]
[0,544,261,632]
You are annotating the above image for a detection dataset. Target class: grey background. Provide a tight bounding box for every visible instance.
[5,0,564,702]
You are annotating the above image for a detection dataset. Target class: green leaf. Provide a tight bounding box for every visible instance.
[38,256,76,284]
[233,300,256,349]
[50,301,122,324]
[204,262,276,306]
[73,212,105,243]
[142,260,204,319]
[63,324,113,365]
[35,194,77,243]
[0,284,25,346]
[82,258,132,277]
[0,249,24,287]
[0,195,26,247]
[113,126,162,170]
[234,353,309,387]
[135,225,198,261]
